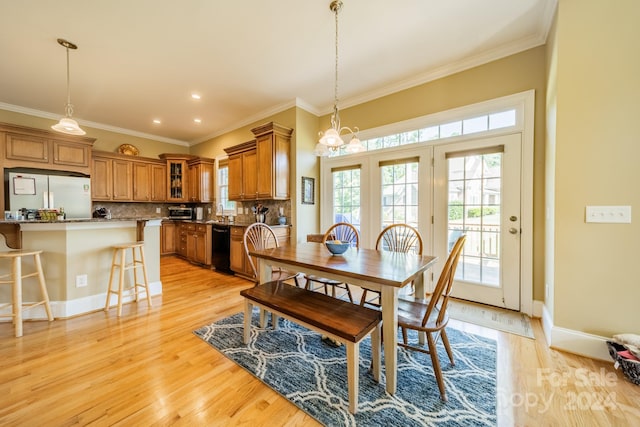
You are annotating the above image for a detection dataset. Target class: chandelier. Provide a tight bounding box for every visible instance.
[314,0,364,157]
[51,38,86,136]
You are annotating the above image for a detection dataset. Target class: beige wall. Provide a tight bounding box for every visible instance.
[293,107,321,242]
[551,0,640,336]
[327,46,548,302]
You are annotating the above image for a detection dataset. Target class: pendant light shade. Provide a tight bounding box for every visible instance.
[51,38,85,136]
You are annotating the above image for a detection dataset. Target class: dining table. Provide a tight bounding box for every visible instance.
[249,242,437,395]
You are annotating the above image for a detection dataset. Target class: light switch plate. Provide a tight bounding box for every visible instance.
[585,205,631,223]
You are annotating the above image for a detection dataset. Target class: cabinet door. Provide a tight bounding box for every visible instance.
[243,150,258,200]
[151,164,167,202]
[197,162,214,203]
[5,133,49,164]
[228,154,243,200]
[52,140,90,168]
[256,134,274,199]
[167,160,188,202]
[91,157,112,200]
[161,222,176,255]
[132,162,151,201]
[193,225,211,265]
[112,160,133,201]
[229,227,246,274]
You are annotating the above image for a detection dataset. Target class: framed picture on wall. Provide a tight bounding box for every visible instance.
[301,176,315,205]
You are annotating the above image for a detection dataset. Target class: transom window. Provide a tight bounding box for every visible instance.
[331,109,516,157]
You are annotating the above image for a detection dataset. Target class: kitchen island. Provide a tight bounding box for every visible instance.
[0,218,162,319]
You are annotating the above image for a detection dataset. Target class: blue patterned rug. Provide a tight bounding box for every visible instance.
[194,310,497,426]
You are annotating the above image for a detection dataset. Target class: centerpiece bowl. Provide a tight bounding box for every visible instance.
[325,240,350,255]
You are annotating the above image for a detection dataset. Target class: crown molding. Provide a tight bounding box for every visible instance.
[0,102,190,147]
[323,33,549,116]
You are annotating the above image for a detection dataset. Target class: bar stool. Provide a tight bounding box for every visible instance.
[0,250,54,337]
[104,242,152,316]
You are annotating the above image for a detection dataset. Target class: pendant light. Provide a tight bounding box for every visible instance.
[314,0,364,157]
[51,38,85,136]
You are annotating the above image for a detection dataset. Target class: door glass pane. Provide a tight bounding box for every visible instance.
[333,168,360,227]
[448,151,503,286]
[380,161,419,229]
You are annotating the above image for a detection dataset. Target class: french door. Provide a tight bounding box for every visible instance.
[433,133,522,309]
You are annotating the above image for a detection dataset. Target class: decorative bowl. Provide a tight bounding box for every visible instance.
[325,240,350,255]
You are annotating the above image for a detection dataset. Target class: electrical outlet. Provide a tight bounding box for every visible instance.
[208,207,212,214]
[76,274,88,288]
[156,207,161,213]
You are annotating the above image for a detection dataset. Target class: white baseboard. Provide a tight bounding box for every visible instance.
[540,303,611,362]
[0,281,162,321]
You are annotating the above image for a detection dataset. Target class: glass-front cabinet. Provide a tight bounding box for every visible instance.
[160,154,194,202]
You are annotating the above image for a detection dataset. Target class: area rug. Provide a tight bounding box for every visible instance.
[194,310,497,427]
[447,300,535,339]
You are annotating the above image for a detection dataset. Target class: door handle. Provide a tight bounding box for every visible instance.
[508,227,518,234]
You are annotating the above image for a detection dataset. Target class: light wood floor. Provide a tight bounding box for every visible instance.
[1,256,639,426]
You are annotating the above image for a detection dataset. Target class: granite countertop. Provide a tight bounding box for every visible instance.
[161,218,291,227]
[0,217,163,224]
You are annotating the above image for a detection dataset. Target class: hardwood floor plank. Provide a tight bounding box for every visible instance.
[0,255,638,426]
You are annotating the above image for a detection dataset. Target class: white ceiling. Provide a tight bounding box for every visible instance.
[0,0,556,146]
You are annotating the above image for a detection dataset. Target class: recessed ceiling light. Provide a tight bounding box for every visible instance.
[191,93,201,100]
[194,118,202,124]
[153,119,161,124]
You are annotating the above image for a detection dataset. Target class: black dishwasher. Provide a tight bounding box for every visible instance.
[211,223,232,273]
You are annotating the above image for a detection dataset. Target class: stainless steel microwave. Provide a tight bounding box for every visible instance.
[168,206,193,219]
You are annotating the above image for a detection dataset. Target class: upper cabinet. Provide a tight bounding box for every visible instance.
[187,157,215,203]
[226,140,258,201]
[160,154,193,203]
[1,122,95,174]
[92,151,165,202]
[225,122,292,201]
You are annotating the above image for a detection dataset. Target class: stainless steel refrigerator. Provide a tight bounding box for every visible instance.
[8,171,92,219]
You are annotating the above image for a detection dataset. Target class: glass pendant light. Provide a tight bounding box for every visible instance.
[51,38,85,136]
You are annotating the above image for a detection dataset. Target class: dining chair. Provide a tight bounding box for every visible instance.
[360,223,423,308]
[305,222,360,302]
[243,223,300,287]
[396,234,466,401]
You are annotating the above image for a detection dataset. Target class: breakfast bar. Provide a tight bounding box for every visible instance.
[0,218,162,319]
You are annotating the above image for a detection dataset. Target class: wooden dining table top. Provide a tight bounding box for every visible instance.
[249,242,438,288]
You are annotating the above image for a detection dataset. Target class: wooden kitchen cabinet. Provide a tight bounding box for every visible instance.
[92,151,166,202]
[226,141,258,201]
[229,224,290,278]
[132,161,167,202]
[92,155,128,201]
[161,221,177,255]
[175,222,212,266]
[91,157,112,200]
[187,157,215,203]
[253,122,292,200]
[112,159,133,200]
[132,162,151,201]
[150,163,167,201]
[160,154,195,203]
[225,122,292,202]
[1,123,95,175]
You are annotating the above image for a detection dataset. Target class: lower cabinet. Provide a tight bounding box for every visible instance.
[161,221,177,255]
[171,221,212,266]
[230,225,290,279]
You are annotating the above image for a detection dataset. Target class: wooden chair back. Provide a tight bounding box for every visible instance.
[422,234,466,328]
[375,224,423,255]
[243,223,280,281]
[322,222,360,248]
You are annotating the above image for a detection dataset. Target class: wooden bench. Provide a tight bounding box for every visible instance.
[240,280,382,414]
